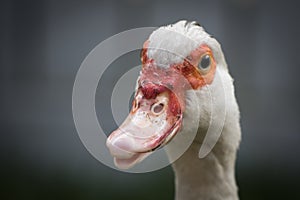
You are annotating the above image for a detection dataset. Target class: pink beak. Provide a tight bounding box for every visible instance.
[106,83,183,169]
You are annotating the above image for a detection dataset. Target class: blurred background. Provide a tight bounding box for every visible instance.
[1,0,299,199]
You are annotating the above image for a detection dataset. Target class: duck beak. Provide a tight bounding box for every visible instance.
[106,84,184,169]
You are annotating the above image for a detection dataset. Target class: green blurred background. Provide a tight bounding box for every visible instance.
[1,0,299,199]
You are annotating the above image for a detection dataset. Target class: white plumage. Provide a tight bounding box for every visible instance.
[107,20,241,200]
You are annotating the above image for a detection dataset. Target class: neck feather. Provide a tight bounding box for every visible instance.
[172,137,239,200]
[168,69,241,200]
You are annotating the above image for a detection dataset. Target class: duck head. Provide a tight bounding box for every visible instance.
[106,20,225,169]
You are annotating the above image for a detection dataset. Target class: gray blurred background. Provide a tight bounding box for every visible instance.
[1,0,299,199]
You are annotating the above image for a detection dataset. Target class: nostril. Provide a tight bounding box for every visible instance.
[151,103,164,115]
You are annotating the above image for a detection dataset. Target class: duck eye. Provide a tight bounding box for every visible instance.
[199,54,211,70]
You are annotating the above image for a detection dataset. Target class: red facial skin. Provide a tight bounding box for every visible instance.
[141,40,216,89]
[139,40,217,113]
[138,64,188,115]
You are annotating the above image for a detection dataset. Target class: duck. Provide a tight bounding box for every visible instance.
[106,20,241,200]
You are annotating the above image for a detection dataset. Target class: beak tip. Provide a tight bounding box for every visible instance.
[106,131,136,159]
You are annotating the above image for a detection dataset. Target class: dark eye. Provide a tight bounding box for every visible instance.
[199,54,211,70]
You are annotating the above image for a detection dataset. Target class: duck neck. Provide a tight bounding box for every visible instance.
[168,68,241,200]
[171,135,239,200]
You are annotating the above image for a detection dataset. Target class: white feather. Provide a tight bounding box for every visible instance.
[147,20,226,70]
[151,20,242,200]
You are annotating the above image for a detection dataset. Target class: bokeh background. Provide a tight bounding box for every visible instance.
[1,0,299,199]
